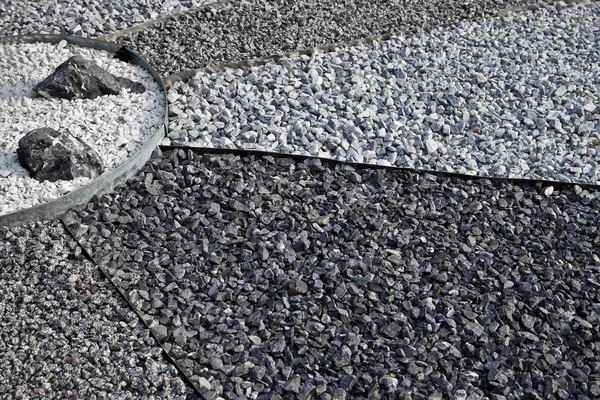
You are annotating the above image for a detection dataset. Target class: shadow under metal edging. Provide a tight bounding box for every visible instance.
[159,144,600,192]
[0,34,168,229]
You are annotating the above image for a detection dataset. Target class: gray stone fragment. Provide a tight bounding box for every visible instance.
[464,321,484,337]
[152,324,168,343]
[271,335,286,353]
[284,375,302,394]
[290,279,308,295]
[381,322,402,339]
[425,137,438,153]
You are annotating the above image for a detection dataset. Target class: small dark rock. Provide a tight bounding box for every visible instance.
[17,127,103,182]
[36,55,145,100]
[271,335,286,353]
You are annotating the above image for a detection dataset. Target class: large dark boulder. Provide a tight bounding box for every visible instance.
[35,55,145,100]
[17,128,104,182]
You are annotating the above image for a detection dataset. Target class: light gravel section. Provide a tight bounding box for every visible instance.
[118,0,541,76]
[0,41,164,217]
[0,221,193,398]
[167,2,600,184]
[0,0,219,37]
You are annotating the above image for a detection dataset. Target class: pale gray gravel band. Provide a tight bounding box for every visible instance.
[0,34,167,229]
[163,0,599,87]
[166,2,600,185]
[118,0,546,76]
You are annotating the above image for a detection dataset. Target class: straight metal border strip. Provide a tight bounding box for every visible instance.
[99,0,234,43]
[61,219,208,400]
[159,144,600,192]
[0,34,168,229]
[163,0,600,88]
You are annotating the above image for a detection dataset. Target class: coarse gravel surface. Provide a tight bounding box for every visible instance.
[0,41,165,217]
[65,148,600,400]
[0,0,219,37]
[167,2,600,184]
[0,221,194,399]
[118,0,540,76]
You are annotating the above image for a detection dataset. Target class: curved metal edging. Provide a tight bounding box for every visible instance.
[0,34,168,228]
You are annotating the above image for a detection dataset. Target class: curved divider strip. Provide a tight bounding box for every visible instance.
[0,35,168,229]
[99,0,234,43]
[163,0,599,89]
[61,219,208,400]
[159,144,600,192]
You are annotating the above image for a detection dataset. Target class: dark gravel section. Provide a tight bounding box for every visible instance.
[0,221,194,399]
[118,0,540,75]
[66,149,600,400]
[0,0,209,37]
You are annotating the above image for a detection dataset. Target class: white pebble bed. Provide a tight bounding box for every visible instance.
[167,2,600,184]
[0,41,164,216]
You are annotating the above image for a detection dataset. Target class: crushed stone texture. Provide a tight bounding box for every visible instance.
[118,0,539,75]
[0,221,194,398]
[65,149,600,400]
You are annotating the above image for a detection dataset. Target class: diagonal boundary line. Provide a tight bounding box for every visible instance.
[162,0,600,88]
[159,144,600,191]
[98,0,234,42]
[61,218,208,400]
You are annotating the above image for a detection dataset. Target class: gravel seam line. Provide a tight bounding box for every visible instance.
[158,145,600,192]
[99,0,233,42]
[161,0,599,87]
[61,218,208,400]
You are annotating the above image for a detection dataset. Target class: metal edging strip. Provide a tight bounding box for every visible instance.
[162,0,600,88]
[61,219,208,400]
[159,144,600,192]
[99,0,234,43]
[0,34,169,229]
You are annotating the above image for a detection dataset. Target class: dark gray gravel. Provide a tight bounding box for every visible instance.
[65,148,600,400]
[0,0,212,37]
[118,0,540,75]
[0,221,194,399]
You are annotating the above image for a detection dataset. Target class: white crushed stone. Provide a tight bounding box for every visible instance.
[167,2,600,184]
[0,41,164,216]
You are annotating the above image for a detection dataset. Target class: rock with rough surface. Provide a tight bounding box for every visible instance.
[35,55,145,100]
[17,128,103,182]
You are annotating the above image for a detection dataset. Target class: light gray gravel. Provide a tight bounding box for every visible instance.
[118,0,539,76]
[167,2,600,184]
[0,221,194,398]
[0,0,217,37]
[65,148,600,400]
